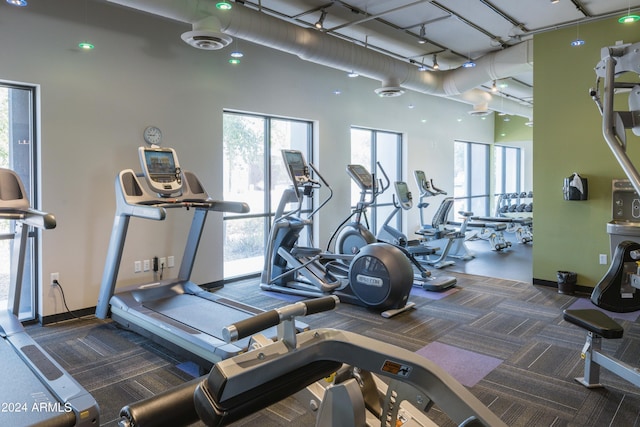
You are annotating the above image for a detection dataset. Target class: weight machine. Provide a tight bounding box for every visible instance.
[564,41,640,390]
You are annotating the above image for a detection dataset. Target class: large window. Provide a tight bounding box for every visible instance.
[222,112,312,279]
[494,145,522,214]
[454,141,490,217]
[350,127,402,234]
[0,83,38,320]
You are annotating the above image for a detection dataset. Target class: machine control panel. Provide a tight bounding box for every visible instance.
[282,149,312,186]
[394,181,412,210]
[138,146,183,196]
[346,164,374,190]
[612,179,640,221]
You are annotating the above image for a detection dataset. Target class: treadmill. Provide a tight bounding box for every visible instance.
[0,168,99,426]
[96,145,303,369]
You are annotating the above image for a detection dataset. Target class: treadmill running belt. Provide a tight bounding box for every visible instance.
[143,294,254,336]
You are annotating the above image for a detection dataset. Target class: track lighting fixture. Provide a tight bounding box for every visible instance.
[462,58,476,68]
[418,25,426,44]
[432,55,439,70]
[315,10,327,30]
[570,20,584,46]
[491,81,498,93]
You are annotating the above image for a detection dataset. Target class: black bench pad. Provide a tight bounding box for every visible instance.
[563,309,624,339]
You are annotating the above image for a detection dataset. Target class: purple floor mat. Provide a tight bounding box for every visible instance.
[416,341,503,387]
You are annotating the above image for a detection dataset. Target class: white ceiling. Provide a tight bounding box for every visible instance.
[237,0,640,106]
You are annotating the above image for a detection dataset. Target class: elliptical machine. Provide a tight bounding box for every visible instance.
[333,163,457,291]
[377,180,457,291]
[261,150,416,318]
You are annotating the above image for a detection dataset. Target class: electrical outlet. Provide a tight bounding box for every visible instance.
[50,272,59,286]
[167,255,175,268]
[599,254,607,265]
[143,259,150,272]
[159,257,166,268]
[134,261,142,273]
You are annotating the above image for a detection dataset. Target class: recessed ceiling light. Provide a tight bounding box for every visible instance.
[216,1,232,10]
[78,42,95,50]
[6,0,27,6]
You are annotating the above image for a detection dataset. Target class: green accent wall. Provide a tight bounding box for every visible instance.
[533,18,640,286]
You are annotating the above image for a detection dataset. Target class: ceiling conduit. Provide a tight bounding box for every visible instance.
[106,0,533,119]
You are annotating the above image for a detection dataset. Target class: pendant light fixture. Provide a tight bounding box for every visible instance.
[619,0,640,23]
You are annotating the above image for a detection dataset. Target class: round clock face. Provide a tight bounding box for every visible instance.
[143,126,162,145]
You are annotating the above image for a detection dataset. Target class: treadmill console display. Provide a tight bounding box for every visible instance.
[138,146,182,196]
[346,164,374,190]
[395,181,412,210]
[282,149,310,185]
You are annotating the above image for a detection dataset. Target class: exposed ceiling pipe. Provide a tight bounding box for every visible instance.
[105,0,533,119]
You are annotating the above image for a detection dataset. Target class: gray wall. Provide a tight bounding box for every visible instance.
[0,0,498,318]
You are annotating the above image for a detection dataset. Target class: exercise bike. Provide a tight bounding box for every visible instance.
[333,163,456,291]
[413,170,475,262]
[260,150,416,318]
[377,181,457,291]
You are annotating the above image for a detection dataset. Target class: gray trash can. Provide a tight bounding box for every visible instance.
[557,271,577,295]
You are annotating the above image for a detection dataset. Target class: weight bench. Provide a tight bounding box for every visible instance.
[562,309,640,388]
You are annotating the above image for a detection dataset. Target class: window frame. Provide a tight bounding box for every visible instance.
[222,110,313,280]
[0,81,40,321]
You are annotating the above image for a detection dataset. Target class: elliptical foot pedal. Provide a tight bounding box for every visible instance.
[381,301,416,318]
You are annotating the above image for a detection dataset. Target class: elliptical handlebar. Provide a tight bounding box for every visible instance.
[374,161,390,197]
[308,162,333,218]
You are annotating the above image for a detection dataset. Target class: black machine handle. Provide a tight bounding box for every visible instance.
[222,296,338,343]
[374,161,391,196]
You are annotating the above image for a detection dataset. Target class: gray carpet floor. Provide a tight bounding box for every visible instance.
[25,268,640,427]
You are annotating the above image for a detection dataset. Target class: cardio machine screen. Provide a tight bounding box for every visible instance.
[145,150,176,175]
[282,149,309,184]
[395,181,412,209]
[414,170,428,190]
[346,165,374,190]
[139,147,182,196]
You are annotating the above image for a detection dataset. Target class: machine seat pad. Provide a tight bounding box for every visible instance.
[563,309,624,339]
[194,360,341,426]
[406,240,435,255]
